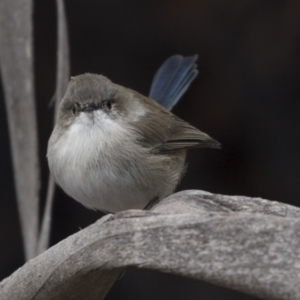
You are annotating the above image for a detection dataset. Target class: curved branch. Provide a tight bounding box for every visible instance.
[1,190,300,300]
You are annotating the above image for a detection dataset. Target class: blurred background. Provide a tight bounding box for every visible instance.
[1,0,300,299]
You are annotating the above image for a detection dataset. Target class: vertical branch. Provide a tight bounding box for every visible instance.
[37,0,70,254]
[0,0,40,260]
[0,0,39,260]
[37,176,55,254]
[54,0,70,116]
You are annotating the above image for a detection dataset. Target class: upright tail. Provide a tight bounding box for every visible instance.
[149,55,198,111]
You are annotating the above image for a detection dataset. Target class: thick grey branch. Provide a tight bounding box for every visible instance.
[0,0,40,260]
[1,190,300,300]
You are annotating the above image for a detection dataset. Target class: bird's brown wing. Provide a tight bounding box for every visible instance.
[159,116,220,152]
[128,91,220,153]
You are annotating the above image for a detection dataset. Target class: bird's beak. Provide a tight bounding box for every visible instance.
[80,103,98,112]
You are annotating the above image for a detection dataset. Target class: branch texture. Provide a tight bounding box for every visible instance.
[1,190,300,300]
[0,0,39,260]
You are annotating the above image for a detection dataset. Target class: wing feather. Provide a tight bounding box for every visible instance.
[159,117,220,152]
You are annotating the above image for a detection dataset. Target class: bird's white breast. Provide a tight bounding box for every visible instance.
[48,111,166,212]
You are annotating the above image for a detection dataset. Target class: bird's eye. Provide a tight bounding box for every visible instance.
[71,102,80,115]
[102,100,113,110]
[107,100,112,110]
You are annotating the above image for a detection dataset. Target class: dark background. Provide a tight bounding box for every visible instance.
[1,0,300,299]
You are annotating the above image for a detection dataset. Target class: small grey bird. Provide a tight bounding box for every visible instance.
[47,55,220,213]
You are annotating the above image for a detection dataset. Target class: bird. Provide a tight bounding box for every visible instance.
[47,55,220,213]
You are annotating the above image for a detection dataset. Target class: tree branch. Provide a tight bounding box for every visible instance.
[37,0,70,255]
[0,0,39,260]
[1,190,300,300]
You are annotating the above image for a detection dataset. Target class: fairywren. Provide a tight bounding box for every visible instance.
[47,55,220,213]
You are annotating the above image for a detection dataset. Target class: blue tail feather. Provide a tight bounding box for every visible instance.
[149,55,198,111]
